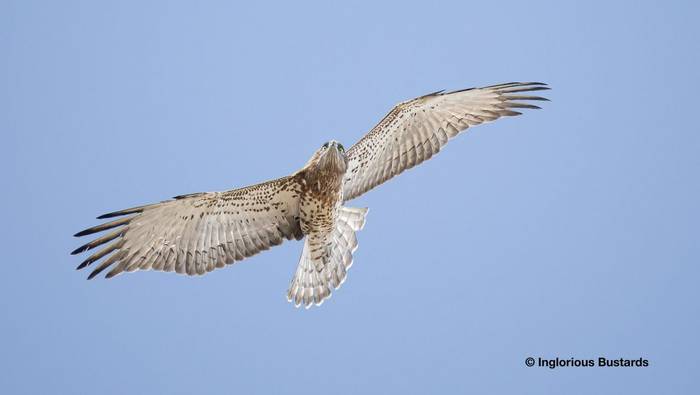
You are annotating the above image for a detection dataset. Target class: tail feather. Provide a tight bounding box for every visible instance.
[287,206,368,308]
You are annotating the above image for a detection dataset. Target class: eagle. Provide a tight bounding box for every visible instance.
[72,82,549,308]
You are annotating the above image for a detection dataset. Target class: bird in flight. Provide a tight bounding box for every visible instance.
[72,82,549,308]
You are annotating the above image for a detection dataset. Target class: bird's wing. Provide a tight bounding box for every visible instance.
[342,82,549,200]
[71,176,303,279]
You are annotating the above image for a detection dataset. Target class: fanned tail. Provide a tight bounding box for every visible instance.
[287,207,368,308]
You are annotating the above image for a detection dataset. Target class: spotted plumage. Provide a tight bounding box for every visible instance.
[72,82,549,308]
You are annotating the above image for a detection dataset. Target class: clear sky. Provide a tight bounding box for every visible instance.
[2,1,699,394]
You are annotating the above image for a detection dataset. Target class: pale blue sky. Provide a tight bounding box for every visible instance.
[2,1,699,394]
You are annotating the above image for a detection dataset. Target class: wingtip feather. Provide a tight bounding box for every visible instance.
[74,230,89,237]
[71,246,86,255]
[73,217,131,238]
[507,103,542,110]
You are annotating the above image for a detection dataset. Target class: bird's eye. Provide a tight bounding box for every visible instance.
[337,143,345,152]
[322,142,329,149]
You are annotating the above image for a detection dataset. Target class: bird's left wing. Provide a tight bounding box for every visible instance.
[342,82,549,201]
[71,176,303,279]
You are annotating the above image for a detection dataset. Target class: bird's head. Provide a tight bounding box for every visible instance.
[302,140,348,175]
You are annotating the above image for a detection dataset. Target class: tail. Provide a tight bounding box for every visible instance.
[287,207,368,308]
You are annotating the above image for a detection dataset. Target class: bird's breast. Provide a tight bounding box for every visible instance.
[297,170,343,236]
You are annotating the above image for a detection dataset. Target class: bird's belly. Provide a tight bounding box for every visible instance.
[297,169,344,236]
[298,194,341,265]
[299,196,340,236]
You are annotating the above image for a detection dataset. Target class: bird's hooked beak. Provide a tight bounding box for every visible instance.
[318,140,347,172]
[326,140,340,153]
[327,140,346,157]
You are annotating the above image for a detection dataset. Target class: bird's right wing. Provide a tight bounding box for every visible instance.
[342,82,549,201]
[71,176,304,279]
